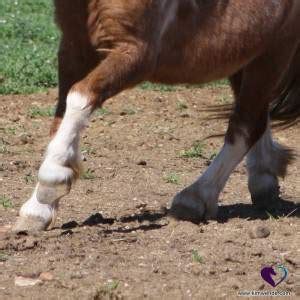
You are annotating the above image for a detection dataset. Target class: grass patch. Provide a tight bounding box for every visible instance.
[180,141,205,159]
[177,101,188,111]
[95,107,111,116]
[0,127,17,135]
[105,280,119,291]
[121,107,136,116]
[206,79,229,88]
[164,173,180,185]
[0,196,13,209]
[0,144,9,154]
[0,251,9,262]
[139,82,177,92]
[24,174,35,184]
[0,0,59,94]
[28,106,55,118]
[192,249,203,264]
[94,281,120,300]
[265,211,279,220]
[81,169,96,180]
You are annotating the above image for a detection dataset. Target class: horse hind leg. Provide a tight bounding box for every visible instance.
[170,44,297,222]
[247,124,294,208]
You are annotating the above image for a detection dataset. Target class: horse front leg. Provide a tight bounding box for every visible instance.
[50,39,97,135]
[13,45,148,233]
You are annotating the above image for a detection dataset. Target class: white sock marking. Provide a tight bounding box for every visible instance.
[38,92,92,185]
[19,184,56,223]
[196,136,248,199]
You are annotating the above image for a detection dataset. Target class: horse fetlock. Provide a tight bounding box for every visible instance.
[170,183,218,223]
[38,157,79,187]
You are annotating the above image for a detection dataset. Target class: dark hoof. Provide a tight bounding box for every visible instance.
[251,185,280,210]
[169,185,218,223]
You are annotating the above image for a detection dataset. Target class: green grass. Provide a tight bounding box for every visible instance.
[164,173,180,185]
[191,249,203,264]
[24,174,35,184]
[0,0,229,95]
[0,0,59,94]
[176,101,188,111]
[95,107,111,116]
[28,105,55,118]
[81,169,96,180]
[0,139,9,154]
[139,82,177,92]
[180,142,205,159]
[0,251,9,262]
[0,196,13,209]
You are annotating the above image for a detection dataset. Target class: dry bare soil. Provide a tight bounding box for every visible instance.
[0,87,299,299]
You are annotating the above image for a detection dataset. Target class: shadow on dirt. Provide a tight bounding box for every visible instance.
[61,208,169,234]
[218,197,300,222]
[60,198,299,233]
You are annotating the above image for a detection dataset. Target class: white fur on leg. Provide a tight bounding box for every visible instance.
[39,91,91,188]
[172,135,248,220]
[14,92,92,232]
[13,184,58,232]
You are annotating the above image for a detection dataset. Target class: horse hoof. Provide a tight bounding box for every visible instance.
[251,186,280,210]
[12,216,50,234]
[169,185,218,223]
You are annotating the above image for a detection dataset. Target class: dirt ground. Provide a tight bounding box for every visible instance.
[0,87,299,299]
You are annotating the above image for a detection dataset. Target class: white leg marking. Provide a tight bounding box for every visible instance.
[19,184,56,223]
[196,136,248,198]
[13,92,92,232]
[38,92,92,186]
[172,135,248,219]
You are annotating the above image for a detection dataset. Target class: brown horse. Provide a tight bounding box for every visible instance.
[13,0,300,231]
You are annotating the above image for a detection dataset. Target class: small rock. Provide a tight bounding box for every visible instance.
[284,254,300,269]
[249,226,270,239]
[19,133,33,145]
[191,265,201,276]
[70,272,84,280]
[225,278,241,290]
[180,112,190,118]
[137,160,147,166]
[23,238,38,250]
[15,276,42,287]
[39,272,54,281]
[135,203,147,210]
[286,277,295,285]
[251,250,263,257]
[235,270,246,276]
[9,116,20,122]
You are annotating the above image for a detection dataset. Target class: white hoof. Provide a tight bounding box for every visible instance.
[13,186,59,233]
